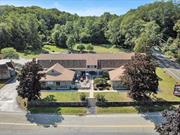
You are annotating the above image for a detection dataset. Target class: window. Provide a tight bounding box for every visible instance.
[47,81,54,85]
[56,82,60,86]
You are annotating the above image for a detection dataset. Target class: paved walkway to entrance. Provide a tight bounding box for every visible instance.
[89,80,94,98]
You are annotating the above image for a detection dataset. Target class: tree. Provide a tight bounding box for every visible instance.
[173,20,180,38]
[134,21,161,52]
[6,13,42,50]
[1,47,19,59]
[77,44,85,52]
[52,31,67,48]
[16,59,44,101]
[105,18,125,47]
[86,44,94,52]
[66,36,76,50]
[155,106,180,135]
[121,53,158,100]
[0,23,11,49]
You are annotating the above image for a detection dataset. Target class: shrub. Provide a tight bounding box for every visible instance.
[80,93,87,101]
[1,47,19,59]
[94,77,108,89]
[77,44,85,52]
[86,44,94,52]
[96,94,106,102]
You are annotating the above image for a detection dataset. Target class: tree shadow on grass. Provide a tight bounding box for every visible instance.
[26,107,64,128]
[134,96,176,125]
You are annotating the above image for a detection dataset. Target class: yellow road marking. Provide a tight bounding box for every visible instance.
[0,122,154,128]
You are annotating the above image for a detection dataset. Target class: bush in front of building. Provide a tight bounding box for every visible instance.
[94,77,110,90]
[80,93,87,101]
[96,94,106,102]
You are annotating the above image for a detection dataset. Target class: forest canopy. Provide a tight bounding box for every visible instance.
[0,2,179,59]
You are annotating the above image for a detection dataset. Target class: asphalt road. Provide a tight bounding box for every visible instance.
[153,52,180,81]
[0,79,23,112]
[0,112,162,135]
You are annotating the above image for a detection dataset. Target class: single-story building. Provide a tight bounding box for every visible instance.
[40,63,75,90]
[109,66,128,90]
[0,61,16,80]
[36,53,133,90]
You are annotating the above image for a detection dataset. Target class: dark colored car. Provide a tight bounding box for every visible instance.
[173,84,180,96]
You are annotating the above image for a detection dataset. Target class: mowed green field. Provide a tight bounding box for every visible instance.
[29,107,87,115]
[17,45,67,59]
[73,43,124,53]
[17,44,124,59]
[43,44,67,53]
[41,92,88,102]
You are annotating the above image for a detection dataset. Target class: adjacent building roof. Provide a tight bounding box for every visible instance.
[40,63,75,82]
[37,53,134,64]
[109,66,125,81]
[0,61,15,72]
[0,64,8,71]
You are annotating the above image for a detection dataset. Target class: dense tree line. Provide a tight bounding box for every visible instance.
[0,2,179,59]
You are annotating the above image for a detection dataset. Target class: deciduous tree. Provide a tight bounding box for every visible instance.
[155,106,180,135]
[122,53,158,100]
[17,59,44,101]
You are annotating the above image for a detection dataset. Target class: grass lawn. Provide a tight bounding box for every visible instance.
[97,107,138,114]
[43,44,67,53]
[41,92,88,102]
[97,105,178,114]
[18,51,41,59]
[73,43,124,53]
[17,43,125,59]
[95,92,132,102]
[155,67,180,101]
[18,45,68,59]
[29,107,87,115]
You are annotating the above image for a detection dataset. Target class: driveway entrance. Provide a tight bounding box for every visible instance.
[0,78,23,112]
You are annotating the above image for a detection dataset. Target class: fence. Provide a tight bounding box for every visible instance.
[28,100,180,108]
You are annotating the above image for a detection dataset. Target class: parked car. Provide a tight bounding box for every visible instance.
[173,84,180,96]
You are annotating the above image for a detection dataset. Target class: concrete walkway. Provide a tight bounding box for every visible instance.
[87,80,96,114]
[89,80,94,98]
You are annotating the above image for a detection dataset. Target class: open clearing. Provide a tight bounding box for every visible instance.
[17,44,124,59]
